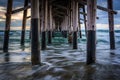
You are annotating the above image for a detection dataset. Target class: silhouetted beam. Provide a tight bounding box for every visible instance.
[53,13,64,18]
[53,10,67,16]
[41,0,48,50]
[79,0,117,14]
[48,5,52,44]
[80,18,86,21]
[97,6,117,14]
[108,0,115,49]
[21,0,29,46]
[78,8,82,38]
[83,5,87,37]
[79,12,87,15]
[49,0,56,3]
[3,0,13,52]
[27,16,31,19]
[12,5,30,14]
[79,12,99,19]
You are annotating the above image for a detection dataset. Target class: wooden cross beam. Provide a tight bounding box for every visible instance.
[53,9,67,16]
[79,12,99,19]
[53,13,65,18]
[78,0,117,14]
[52,4,67,10]
[12,5,30,14]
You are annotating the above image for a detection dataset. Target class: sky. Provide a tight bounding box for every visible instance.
[0,0,120,30]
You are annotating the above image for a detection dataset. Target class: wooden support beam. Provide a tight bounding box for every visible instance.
[53,10,67,16]
[49,0,56,3]
[49,5,53,31]
[31,0,40,65]
[72,0,78,49]
[62,31,68,38]
[53,13,64,18]
[21,0,29,46]
[108,0,115,49]
[70,0,73,32]
[41,0,48,50]
[47,5,52,44]
[3,0,13,52]
[79,12,87,15]
[48,31,52,44]
[79,12,99,20]
[83,5,87,37]
[79,18,86,21]
[79,0,117,14]
[86,0,97,64]
[78,8,82,38]
[12,5,30,14]
[61,15,68,37]
[27,16,31,19]
[52,4,67,10]
[97,6,117,14]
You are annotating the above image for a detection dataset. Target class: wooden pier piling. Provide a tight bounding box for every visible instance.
[31,0,40,65]
[83,5,87,38]
[78,7,82,38]
[108,0,115,50]
[86,0,97,64]
[41,31,46,50]
[47,5,52,44]
[41,0,48,50]
[3,0,13,52]
[72,0,78,49]
[21,0,29,46]
[48,31,52,44]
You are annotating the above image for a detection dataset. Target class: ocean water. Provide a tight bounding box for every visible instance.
[0,30,120,80]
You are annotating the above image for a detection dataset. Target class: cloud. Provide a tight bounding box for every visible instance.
[0,0,120,30]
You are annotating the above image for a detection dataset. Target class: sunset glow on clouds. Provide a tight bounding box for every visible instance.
[0,5,31,30]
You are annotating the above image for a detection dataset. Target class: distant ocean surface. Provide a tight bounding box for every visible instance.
[0,29,120,61]
[0,29,120,50]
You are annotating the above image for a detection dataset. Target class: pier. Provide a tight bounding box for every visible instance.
[1,0,117,65]
[1,0,120,80]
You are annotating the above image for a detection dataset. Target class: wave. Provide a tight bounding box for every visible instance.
[97,39,109,43]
